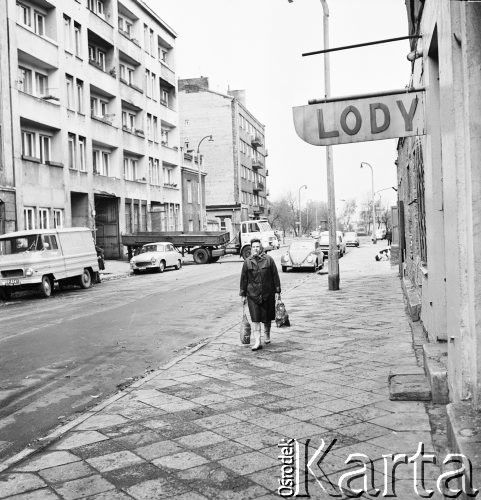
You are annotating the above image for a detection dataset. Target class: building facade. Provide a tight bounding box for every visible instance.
[178,77,268,233]
[1,0,182,257]
[396,0,481,455]
[180,150,206,232]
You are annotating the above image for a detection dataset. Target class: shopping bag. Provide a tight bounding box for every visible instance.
[240,303,251,344]
[275,297,291,328]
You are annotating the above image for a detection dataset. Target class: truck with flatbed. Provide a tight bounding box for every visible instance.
[121,219,279,264]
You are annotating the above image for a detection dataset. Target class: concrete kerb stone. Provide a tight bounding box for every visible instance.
[423,343,449,404]
[1,271,311,474]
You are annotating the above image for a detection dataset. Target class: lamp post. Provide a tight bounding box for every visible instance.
[360,161,376,244]
[288,0,339,289]
[196,135,213,230]
[298,184,307,237]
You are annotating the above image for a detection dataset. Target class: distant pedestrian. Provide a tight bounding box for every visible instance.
[386,227,392,247]
[240,238,281,350]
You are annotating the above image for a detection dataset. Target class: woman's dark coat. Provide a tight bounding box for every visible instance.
[240,252,281,323]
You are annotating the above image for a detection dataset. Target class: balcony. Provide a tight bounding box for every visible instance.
[162,145,179,166]
[88,10,114,45]
[91,115,118,144]
[253,182,264,193]
[122,128,145,156]
[18,92,60,129]
[253,205,265,214]
[251,135,263,148]
[87,63,117,96]
[252,158,263,170]
[118,33,142,64]
[159,102,177,126]
[17,25,58,69]
[159,61,176,88]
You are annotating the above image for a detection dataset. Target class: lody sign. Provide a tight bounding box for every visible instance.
[293,90,425,146]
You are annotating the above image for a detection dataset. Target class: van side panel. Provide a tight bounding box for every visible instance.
[57,230,99,278]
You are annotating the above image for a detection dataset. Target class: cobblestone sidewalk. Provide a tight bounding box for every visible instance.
[0,246,444,499]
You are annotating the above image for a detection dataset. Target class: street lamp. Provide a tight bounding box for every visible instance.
[289,0,339,290]
[298,184,307,237]
[196,135,214,230]
[360,161,376,244]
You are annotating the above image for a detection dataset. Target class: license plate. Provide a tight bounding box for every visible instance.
[6,279,20,285]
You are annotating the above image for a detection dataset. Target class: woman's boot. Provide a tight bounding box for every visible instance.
[264,322,271,344]
[252,323,262,351]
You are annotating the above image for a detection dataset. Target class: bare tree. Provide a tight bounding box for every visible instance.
[269,192,298,236]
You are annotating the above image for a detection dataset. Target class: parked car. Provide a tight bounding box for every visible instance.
[281,239,324,272]
[0,227,99,300]
[130,242,183,274]
[344,231,360,247]
[310,230,321,238]
[356,226,367,236]
[318,231,346,258]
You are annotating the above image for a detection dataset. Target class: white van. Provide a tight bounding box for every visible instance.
[0,227,99,300]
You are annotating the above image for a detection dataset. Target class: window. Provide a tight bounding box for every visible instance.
[34,11,45,36]
[76,79,84,113]
[78,136,86,171]
[63,15,72,51]
[124,157,138,181]
[38,208,49,229]
[188,220,193,231]
[66,74,74,109]
[18,66,32,94]
[53,210,63,229]
[68,133,76,169]
[93,149,110,176]
[89,46,105,71]
[90,96,108,118]
[118,16,132,37]
[160,89,169,106]
[145,69,150,97]
[143,24,149,50]
[150,158,160,185]
[146,113,152,140]
[187,180,192,203]
[24,207,35,230]
[21,130,35,157]
[149,29,154,55]
[44,234,59,249]
[150,72,156,100]
[96,0,104,17]
[74,22,81,57]
[161,128,169,146]
[39,135,50,163]
[153,116,158,142]
[163,167,172,185]
[18,2,31,27]
[35,73,47,96]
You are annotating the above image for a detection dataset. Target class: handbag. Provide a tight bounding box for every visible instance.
[275,296,291,328]
[240,303,251,344]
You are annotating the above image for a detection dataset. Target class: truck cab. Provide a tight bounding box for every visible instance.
[239,219,279,259]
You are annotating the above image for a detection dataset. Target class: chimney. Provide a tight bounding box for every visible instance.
[178,77,210,92]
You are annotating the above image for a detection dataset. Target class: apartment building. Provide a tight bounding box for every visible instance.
[178,77,268,233]
[180,151,206,232]
[0,0,181,257]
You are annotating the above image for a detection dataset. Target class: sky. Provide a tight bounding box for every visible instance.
[146,0,410,211]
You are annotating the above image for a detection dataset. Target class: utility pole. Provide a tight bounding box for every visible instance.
[321,0,340,290]
[298,184,307,237]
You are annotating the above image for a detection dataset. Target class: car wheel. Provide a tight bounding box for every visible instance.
[0,288,12,301]
[282,266,288,273]
[175,259,182,270]
[79,269,92,289]
[158,261,166,273]
[39,275,53,298]
[133,269,140,275]
[209,256,220,263]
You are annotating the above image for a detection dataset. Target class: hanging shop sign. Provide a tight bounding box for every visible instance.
[292,89,425,146]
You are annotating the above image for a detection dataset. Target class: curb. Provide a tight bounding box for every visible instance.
[0,271,313,473]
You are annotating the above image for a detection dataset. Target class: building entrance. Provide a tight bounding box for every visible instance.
[94,195,120,259]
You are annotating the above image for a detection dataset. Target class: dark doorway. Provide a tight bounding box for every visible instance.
[71,192,89,228]
[94,195,120,259]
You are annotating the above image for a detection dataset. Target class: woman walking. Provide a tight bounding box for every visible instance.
[240,238,281,350]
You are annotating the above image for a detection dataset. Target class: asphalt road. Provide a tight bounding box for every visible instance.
[0,248,318,462]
